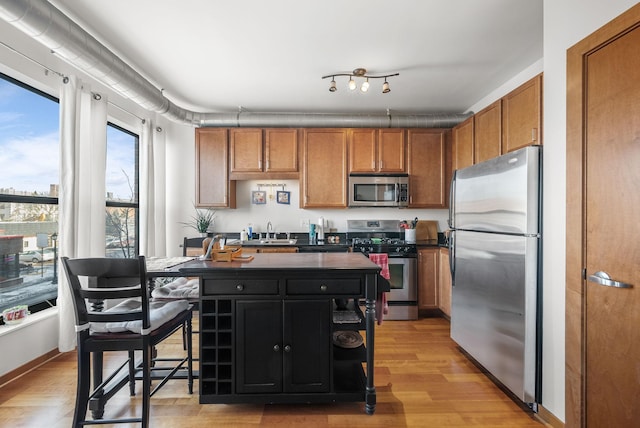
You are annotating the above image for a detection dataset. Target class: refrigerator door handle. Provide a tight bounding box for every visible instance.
[588,271,634,289]
[448,170,457,229]
[448,231,455,284]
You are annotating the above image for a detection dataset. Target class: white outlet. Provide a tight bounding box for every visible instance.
[300,219,310,227]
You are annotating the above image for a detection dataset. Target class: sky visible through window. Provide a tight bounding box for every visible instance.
[0,77,135,200]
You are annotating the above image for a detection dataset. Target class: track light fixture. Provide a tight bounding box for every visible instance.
[322,68,399,94]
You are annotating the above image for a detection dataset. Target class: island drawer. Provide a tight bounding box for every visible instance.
[203,278,279,295]
[286,278,361,295]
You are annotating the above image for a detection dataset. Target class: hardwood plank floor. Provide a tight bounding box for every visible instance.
[0,317,549,427]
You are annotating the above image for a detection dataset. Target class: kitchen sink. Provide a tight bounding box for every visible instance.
[242,238,298,246]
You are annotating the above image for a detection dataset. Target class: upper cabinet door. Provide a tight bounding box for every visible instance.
[348,129,406,173]
[502,74,543,153]
[230,129,264,173]
[302,129,348,208]
[474,100,502,164]
[407,129,450,208]
[195,128,236,208]
[378,129,406,173]
[452,117,474,171]
[348,129,377,173]
[264,129,298,172]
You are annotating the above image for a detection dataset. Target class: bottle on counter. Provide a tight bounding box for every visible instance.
[309,223,316,244]
[247,223,253,240]
[317,217,325,241]
[240,229,248,241]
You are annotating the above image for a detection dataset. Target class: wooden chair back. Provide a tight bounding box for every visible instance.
[183,237,206,256]
[61,256,151,331]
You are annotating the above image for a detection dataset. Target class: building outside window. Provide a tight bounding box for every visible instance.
[0,74,139,321]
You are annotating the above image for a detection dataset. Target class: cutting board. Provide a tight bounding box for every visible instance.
[415,220,439,241]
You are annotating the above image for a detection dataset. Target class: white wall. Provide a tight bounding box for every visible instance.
[164,173,451,256]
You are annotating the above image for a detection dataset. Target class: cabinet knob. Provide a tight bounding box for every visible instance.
[284,345,291,353]
[320,284,328,292]
[273,344,280,352]
[236,284,244,291]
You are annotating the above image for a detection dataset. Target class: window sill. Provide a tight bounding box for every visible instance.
[0,307,58,338]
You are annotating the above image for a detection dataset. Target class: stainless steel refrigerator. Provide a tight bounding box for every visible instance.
[448,145,542,408]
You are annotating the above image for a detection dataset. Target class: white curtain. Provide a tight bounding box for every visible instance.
[139,120,166,256]
[57,76,108,352]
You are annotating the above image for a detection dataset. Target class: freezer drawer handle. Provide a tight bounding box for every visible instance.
[587,271,633,289]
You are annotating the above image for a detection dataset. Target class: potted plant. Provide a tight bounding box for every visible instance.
[181,205,216,236]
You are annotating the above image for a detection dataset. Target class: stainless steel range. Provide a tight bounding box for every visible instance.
[348,220,418,320]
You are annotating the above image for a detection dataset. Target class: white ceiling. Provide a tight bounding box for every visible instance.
[51,0,542,115]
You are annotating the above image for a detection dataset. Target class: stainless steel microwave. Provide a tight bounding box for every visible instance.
[348,174,409,208]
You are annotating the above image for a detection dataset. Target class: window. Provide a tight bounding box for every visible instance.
[0,73,60,317]
[105,123,139,258]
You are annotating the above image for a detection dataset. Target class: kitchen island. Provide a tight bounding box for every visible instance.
[165,252,383,414]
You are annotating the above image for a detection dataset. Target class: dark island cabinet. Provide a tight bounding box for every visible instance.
[199,274,371,408]
[236,299,330,394]
[184,253,381,413]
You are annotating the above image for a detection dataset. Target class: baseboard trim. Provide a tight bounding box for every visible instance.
[537,404,564,428]
[0,349,61,388]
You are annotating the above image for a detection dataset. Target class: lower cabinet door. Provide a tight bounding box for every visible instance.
[283,300,331,393]
[236,299,331,394]
[236,300,282,393]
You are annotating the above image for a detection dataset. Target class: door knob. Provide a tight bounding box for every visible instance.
[284,345,291,352]
[273,344,280,352]
[587,271,633,289]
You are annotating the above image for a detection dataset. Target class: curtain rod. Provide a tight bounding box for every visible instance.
[0,39,145,123]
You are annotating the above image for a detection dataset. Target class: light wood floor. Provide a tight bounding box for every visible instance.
[0,317,548,427]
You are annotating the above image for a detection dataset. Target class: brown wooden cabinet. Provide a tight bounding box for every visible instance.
[230,128,263,173]
[453,74,542,169]
[229,128,298,179]
[452,116,474,171]
[195,128,236,208]
[418,248,439,310]
[438,248,451,318]
[502,74,542,153]
[348,129,405,173]
[301,129,348,208]
[407,129,450,208]
[474,100,502,164]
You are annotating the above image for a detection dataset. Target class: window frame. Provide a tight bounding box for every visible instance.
[0,72,60,317]
[105,121,140,257]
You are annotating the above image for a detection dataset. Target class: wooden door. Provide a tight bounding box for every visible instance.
[417,248,438,310]
[378,129,406,173]
[438,248,451,318]
[452,116,473,170]
[407,129,449,208]
[230,128,263,172]
[474,100,502,163]
[348,129,377,173]
[265,128,298,172]
[566,5,640,427]
[301,129,348,208]
[195,128,236,208]
[502,74,542,153]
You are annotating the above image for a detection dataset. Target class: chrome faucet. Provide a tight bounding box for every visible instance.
[267,221,273,239]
